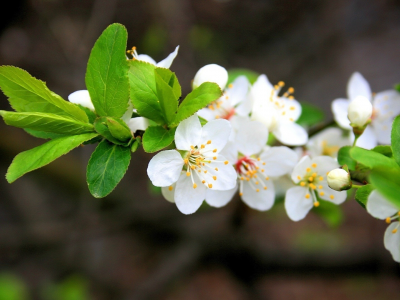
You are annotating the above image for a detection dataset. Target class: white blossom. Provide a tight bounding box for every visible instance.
[347,95,372,127]
[130,46,179,69]
[332,72,400,149]
[250,74,308,146]
[68,90,95,111]
[285,156,347,221]
[327,168,351,191]
[147,114,237,214]
[367,190,400,262]
[192,64,228,90]
[306,127,349,158]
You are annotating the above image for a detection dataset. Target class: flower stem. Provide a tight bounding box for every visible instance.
[352,184,363,189]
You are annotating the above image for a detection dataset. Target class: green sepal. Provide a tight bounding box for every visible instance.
[0,110,95,135]
[93,117,131,145]
[355,184,374,209]
[85,23,130,118]
[142,126,176,153]
[86,139,131,198]
[131,136,142,153]
[106,117,132,142]
[6,133,99,183]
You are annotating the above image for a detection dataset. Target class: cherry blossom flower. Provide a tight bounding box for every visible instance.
[331,72,400,149]
[147,114,237,214]
[193,64,228,90]
[285,156,347,221]
[129,46,179,69]
[305,127,349,158]
[250,74,308,146]
[366,190,400,262]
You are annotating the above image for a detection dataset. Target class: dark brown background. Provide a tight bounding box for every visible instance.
[0,0,399,299]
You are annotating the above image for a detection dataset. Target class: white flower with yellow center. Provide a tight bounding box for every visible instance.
[366,190,400,262]
[332,72,400,149]
[285,156,347,221]
[250,74,308,146]
[147,114,237,214]
[306,127,350,158]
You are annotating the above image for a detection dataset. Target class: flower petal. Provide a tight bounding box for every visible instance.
[156,46,179,69]
[331,98,351,129]
[371,119,392,145]
[241,179,275,211]
[161,184,176,203]
[273,121,308,146]
[260,146,299,177]
[136,54,157,65]
[313,156,339,176]
[175,173,206,214]
[147,150,183,186]
[291,156,311,183]
[235,119,269,156]
[351,125,377,149]
[201,154,237,190]
[366,190,398,220]
[219,141,238,163]
[307,127,349,158]
[226,76,250,107]
[347,72,372,101]
[127,117,150,132]
[199,119,231,153]
[319,182,347,204]
[284,186,313,221]
[206,185,238,208]
[175,114,202,150]
[68,90,95,111]
[384,222,400,262]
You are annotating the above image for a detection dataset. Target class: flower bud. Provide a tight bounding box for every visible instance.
[192,64,228,90]
[327,168,352,191]
[347,95,372,128]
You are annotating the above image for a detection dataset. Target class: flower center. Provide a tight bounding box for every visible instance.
[321,140,340,157]
[385,212,400,233]
[269,81,297,122]
[236,156,269,195]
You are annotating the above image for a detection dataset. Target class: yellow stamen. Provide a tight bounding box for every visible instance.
[228,84,233,88]
[213,176,217,180]
[319,176,324,181]
[190,145,194,149]
[239,192,243,196]
[224,161,229,165]
[312,163,317,168]
[184,159,189,164]
[386,217,391,224]
[300,182,305,186]
[213,149,217,153]
[320,192,325,196]
[207,140,211,144]
[314,201,320,207]
[305,194,310,199]
[297,175,301,180]
[308,177,314,182]
[208,183,213,188]
[168,186,173,191]
[288,87,294,93]
[213,157,217,160]
[392,228,398,234]
[201,144,205,149]
[330,195,334,200]
[256,189,260,192]
[278,81,285,87]
[215,168,219,171]
[312,172,317,177]
[186,172,190,177]
[193,183,197,189]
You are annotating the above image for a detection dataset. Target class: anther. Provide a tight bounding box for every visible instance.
[386,217,391,224]
[193,183,197,189]
[330,195,334,200]
[264,186,267,190]
[278,81,285,87]
[263,162,266,165]
[297,175,301,180]
[168,186,173,191]
[305,194,310,199]
[201,144,205,149]
[207,140,211,144]
[319,176,324,181]
[186,172,190,176]
[208,183,213,188]
[213,149,217,153]
[239,192,243,196]
[255,181,259,185]
[215,168,219,171]
[300,182,306,186]
[306,168,311,172]
[288,87,294,93]
[190,145,194,149]
[308,177,314,182]
[213,157,217,160]
[318,185,322,189]
[213,176,217,180]
[224,161,229,165]
[256,189,260,192]
[312,163,317,168]
[392,228,398,234]
[320,192,325,196]
[228,84,233,88]
[312,173,317,177]
[314,201,320,207]
[184,159,189,164]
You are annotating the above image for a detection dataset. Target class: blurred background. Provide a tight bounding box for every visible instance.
[0,0,400,299]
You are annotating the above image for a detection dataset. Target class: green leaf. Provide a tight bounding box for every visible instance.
[77,105,97,123]
[93,117,130,145]
[128,60,165,124]
[337,146,357,170]
[313,199,344,228]
[24,129,68,140]
[155,67,182,99]
[350,146,398,169]
[172,82,222,126]
[0,274,28,300]
[142,126,176,153]
[6,133,98,183]
[395,83,400,93]
[0,66,88,122]
[0,111,95,135]
[355,184,374,208]
[227,68,259,84]
[296,102,325,127]
[131,137,141,153]
[369,168,400,209]
[155,69,178,125]
[85,23,130,118]
[86,139,131,198]
[198,116,207,126]
[372,145,392,158]
[391,115,400,166]
[106,117,132,142]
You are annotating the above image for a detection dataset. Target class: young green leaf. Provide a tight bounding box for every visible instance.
[24,129,68,140]
[372,145,392,158]
[369,168,400,208]
[128,60,165,124]
[391,115,400,166]
[155,67,181,99]
[155,69,178,125]
[0,111,95,135]
[106,117,132,142]
[172,82,222,126]
[142,126,176,153]
[337,146,357,170]
[86,139,131,198]
[94,117,130,145]
[350,146,398,169]
[355,184,374,208]
[85,23,130,118]
[296,103,325,127]
[0,66,88,122]
[6,133,98,183]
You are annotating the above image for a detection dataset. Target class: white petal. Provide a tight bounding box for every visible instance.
[351,125,377,149]
[68,90,95,111]
[235,96,253,117]
[373,90,400,120]
[273,175,296,198]
[241,179,275,211]
[384,222,400,262]
[280,98,302,122]
[347,72,372,101]
[319,182,347,204]
[235,119,269,156]
[197,108,217,121]
[307,127,349,158]
[136,54,157,65]
[226,76,249,107]
[147,150,183,187]
[156,45,179,69]
[291,156,311,183]
[331,98,351,129]
[366,190,398,220]
[249,74,274,104]
[260,146,299,177]
[201,154,237,190]
[175,114,202,150]
[219,141,238,163]
[161,184,176,203]
[313,156,339,176]
[127,117,150,132]
[284,186,313,221]
[199,119,231,153]
[206,185,238,208]
[371,119,392,145]
[273,121,308,146]
[174,173,206,214]
[192,64,228,90]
